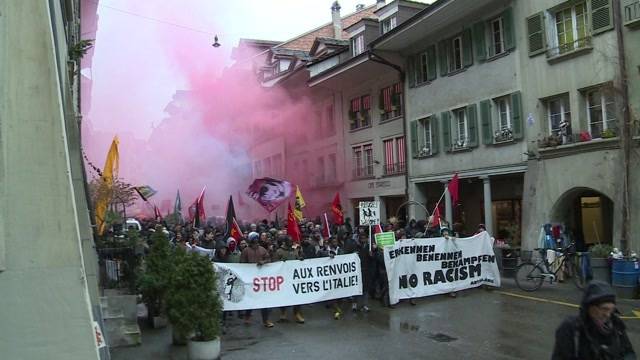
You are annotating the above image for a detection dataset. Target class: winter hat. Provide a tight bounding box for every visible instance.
[248,231,260,242]
[227,237,237,252]
[582,281,616,308]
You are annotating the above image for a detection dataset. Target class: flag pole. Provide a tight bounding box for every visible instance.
[368,222,372,253]
[426,184,449,229]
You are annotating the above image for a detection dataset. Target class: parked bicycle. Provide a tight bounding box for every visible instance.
[515,242,587,292]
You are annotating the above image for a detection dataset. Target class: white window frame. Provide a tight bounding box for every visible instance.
[490,16,505,57]
[453,108,468,148]
[418,117,433,156]
[495,96,512,131]
[352,143,373,178]
[363,144,374,176]
[381,16,397,34]
[550,2,589,53]
[586,89,617,138]
[418,51,429,84]
[352,34,365,56]
[450,36,463,72]
[546,96,571,136]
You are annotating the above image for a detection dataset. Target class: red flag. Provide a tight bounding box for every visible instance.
[287,203,301,243]
[188,187,206,227]
[449,173,459,205]
[321,213,331,239]
[373,224,383,234]
[331,192,344,225]
[154,205,163,222]
[230,218,243,241]
[431,206,441,229]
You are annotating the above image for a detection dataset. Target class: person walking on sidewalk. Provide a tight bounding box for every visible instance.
[552,281,635,360]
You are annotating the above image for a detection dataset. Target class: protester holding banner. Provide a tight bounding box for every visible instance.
[275,236,305,324]
[240,232,275,328]
[354,233,374,313]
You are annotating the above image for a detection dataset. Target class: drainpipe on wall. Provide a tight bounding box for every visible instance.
[368,51,410,219]
[613,0,632,252]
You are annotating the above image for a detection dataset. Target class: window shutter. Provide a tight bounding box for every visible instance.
[410,120,418,158]
[431,115,440,155]
[407,55,417,88]
[592,0,614,35]
[527,12,546,56]
[473,22,486,62]
[511,91,524,140]
[427,45,437,81]
[438,40,448,76]
[462,28,473,67]
[467,104,479,147]
[480,100,493,145]
[503,7,516,51]
[441,111,452,152]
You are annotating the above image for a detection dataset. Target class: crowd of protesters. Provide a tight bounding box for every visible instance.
[121,214,469,330]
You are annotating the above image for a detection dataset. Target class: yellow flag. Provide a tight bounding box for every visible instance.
[95,136,119,235]
[293,186,305,221]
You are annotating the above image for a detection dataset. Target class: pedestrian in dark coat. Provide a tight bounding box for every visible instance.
[552,281,635,360]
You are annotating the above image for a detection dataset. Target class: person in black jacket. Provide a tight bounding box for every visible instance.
[552,281,635,360]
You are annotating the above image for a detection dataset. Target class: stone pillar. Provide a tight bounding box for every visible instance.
[481,176,494,235]
[409,182,427,220]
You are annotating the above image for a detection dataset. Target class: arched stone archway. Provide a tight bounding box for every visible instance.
[550,187,614,249]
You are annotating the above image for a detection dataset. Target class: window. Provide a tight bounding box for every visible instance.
[379,83,402,121]
[554,3,588,54]
[325,103,335,136]
[409,45,436,87]
[546,95,571,137]
[625,0,640,24]
[450,36,463,72]
[586,89,617,138]
[328,153,337,182]
[352,144,374,179]
[493,96,513,143]
[349,95,371,130]
[490,17,505,56]
[383,137,406,175]
[317,156,325,184]
[352,34,365,56]
[381,16,397,34]
[439,30,472,76]
[418,118,433,156]
[453,108,468,149]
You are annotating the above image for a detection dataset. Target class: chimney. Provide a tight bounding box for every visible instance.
[356,4,365,11]
[331,1,342,40]
[376,0,386,10]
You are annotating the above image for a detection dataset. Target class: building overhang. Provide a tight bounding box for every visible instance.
[371,0,504,52]
[308,51,401,88]
[409,163,527,183]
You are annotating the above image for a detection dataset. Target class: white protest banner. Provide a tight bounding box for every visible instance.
[384,232,500,305]
[215,253,362,311]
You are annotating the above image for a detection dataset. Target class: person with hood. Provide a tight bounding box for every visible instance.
[552,281,635,360]
[275,235,305,324]
[240,232,274,328]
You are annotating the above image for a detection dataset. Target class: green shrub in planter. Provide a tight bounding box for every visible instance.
[590,244,613,258]
[167,250,222,342]
[137,227,174,320]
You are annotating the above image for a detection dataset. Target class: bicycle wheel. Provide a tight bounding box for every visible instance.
[566,257,586,290]
[515,262,544,292]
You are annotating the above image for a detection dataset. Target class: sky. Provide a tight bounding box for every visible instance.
[82,0,429,217]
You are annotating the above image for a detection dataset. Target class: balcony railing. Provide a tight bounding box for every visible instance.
[546,36,592,59]
[383,162,406,176]
[625,1,640,25]
[352,165,374,179]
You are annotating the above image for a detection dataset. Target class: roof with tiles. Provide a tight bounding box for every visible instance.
[275,4,378,52]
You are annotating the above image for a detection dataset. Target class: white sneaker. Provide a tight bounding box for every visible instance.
[361,306,370,313]
[351,303,358,312]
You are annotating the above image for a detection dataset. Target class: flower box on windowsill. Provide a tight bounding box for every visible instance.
[380,115,402,124]
[538,137,620,159]
[414,147,432,159]
[452,140,471,152]
[494,129,514,144]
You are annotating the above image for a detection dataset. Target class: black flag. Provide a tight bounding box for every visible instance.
[224,195,237,238]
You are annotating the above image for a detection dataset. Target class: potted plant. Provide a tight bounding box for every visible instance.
[601,128,617,138]
[589,243,613,283]
[167,251,222,359]
[136,226,174,328]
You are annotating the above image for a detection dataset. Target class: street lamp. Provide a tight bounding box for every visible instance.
[212,34,221,48]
